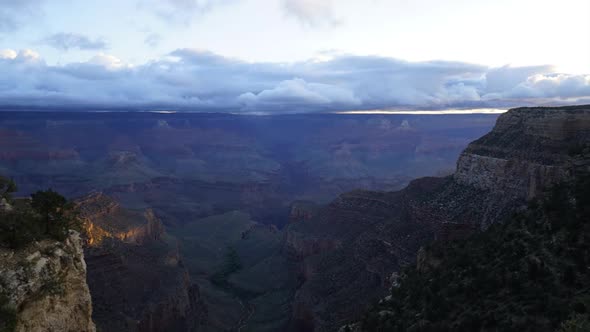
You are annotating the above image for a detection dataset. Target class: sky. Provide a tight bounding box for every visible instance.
[0,0,589,112]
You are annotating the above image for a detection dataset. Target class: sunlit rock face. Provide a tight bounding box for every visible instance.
[77,192,164,246]
[78,193,207,332]
[0,231,96,332]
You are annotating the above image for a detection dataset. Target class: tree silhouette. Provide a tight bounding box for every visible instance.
[30,189,76,239]
[0,180,79,248]
[0,176,17,201]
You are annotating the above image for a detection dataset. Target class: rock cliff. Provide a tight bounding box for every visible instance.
[77,193,165,246]
[288,201,318,224]
[286,105,590,331]
[455,106,590,200]
[0,231,96,332]
[78,193,208,332]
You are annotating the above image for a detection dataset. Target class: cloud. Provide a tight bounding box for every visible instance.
[282,0,340,27]
[501,74,590,99]
[0,0,45,32]
[138,0,234,25]
[144,33,162,47]
[0,49,18,60]
[0,48,588,112]
[42,33,108,51]
[484,65,554,93]
[238,78,360,111]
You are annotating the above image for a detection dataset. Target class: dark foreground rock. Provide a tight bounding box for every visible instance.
[285,105,590,331]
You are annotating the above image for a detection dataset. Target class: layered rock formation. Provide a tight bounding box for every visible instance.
[0,112,496,208]
[288,201,318,224]
[456,106,590,201]
[0,231,96,332]
[79,193,207,332]
[286,105,590,331]
[77,192,164,245]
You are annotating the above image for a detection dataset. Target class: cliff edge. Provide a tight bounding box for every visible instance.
[0,231,96,332]
[286,105,590,331]
[456,106,590,201]
[79,193,207,332]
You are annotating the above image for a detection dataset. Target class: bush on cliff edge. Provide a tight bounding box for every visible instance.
[0,176,80,249]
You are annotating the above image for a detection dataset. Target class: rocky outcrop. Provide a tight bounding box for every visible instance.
[136,271,207,332]
[455,106,590,200]
[416,246,442,273]
[287,183,442,331]
[0,231,96,332]
[287,105,590,331]
[86,244,207,332]
[288,200,318,224]
[79,194,208,332]
[283,229,340,261]
[77,193,165,246]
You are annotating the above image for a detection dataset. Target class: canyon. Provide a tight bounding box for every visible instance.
[284,105,590,331]
[0,111,496,330]
[2,106,588,331]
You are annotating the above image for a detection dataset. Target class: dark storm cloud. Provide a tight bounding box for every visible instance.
[0,48,588,112]
[42,33,108,51]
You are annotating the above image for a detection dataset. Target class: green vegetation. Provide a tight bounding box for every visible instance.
[0,176,80,249]
[361,174,590,332]
[30,189,79,241]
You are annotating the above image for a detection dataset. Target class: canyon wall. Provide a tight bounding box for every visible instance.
[0,231,96,332]
[79,193,207,332]
[455,106,590,200]
[286,105,590,331]
[77,192,164,246]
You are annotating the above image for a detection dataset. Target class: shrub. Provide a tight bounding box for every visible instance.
[0,177,80,249]
[0,177,16,202]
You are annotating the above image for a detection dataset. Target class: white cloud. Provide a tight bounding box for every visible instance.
[0,48,588,111]
[88,54,127,69]
[238,78,360,111]
[282,0,340,27]
[12,49,42,63]
[506,74,590,99]
[42,33,108,51]
[144,33,162,47]
[0,0,45,32]
[0,49,17,60]
[484,65,554,93]
[138,0,234,25]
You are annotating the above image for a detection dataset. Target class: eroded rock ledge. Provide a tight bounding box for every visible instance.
[286,105,590,331]
[455,106,590,200]
[0,231,96,332]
